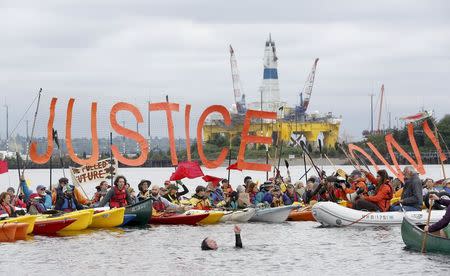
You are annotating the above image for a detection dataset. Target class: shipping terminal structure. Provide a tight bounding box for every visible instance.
[203,35,341,149]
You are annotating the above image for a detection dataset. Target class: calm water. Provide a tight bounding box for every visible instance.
[0,165,449,275]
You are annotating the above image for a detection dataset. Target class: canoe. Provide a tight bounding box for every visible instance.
[13,223,29,240]
[150,213,208,225]
[0,223,17,242]
[401,217,450,254]
[220,208,257,222]
[33,218,77,235]
[4,215,37,234]
[288,209,315,221]
[120,214,137,227]
[312,201,446,227]
[186,210,225,224]
[37,209,94,231]
[249,206,296,223]
[125,198,152,226]
[90,208,125,228]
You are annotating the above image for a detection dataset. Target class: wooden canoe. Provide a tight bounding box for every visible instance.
[401,217,450,254]
[125,198,152,227]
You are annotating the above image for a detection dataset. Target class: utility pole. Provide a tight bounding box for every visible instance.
[369,94,374,133]
[4,104,8,152]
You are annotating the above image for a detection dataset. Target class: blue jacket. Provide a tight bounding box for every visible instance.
[254,191,266,205]
[20,180,52,209]
[262,193,292,207]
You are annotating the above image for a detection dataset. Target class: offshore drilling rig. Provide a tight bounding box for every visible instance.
[203,35,341,149]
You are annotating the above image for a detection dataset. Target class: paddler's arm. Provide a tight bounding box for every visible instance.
[176,181,189,196]
[19,176,32,201]
[234,225,242,248]
[98,189,114,207]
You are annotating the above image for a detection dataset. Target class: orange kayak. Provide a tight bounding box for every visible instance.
[287,209,315,221]
[0,223,17,242]
[13,223,29,240]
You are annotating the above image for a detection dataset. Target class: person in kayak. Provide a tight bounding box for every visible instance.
[92,181,110,207]
[201,225,243,250]
[0,192,18,217]
[390,166,423,211]
[163,181,189,204]
[254,182,273,205]
[190,186,212,210]
[55,185,85,212]
[284,183,300,204]
[52,177,91,206]
[352,170,393,212]
[246,182,259,204]
[263,186,291,207]
[6,187,26,208]
[149,184,181,213]
[98,175,133,208]
[221,179,234,197]
[137,180,151,201]
[125,182,137,204]
[20,176,52,214]
[425,193,450,236]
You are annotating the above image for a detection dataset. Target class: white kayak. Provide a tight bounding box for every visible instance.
[220,208,257,223]
[312,201,446,227]
[249,205,296,223]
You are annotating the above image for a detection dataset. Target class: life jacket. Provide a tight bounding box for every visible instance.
[0,203,15,217]
[151,196,166,212]
[379,181,394,211]
[271,194,284,207]
[110,186,128,208]
[165,193,180,205]
[190,194,211,210]
[138,190,150,201]
[60,197,77,212]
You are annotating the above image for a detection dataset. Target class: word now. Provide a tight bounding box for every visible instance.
[30,98,276,171]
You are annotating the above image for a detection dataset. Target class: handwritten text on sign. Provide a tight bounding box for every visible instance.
[70,158,118,185]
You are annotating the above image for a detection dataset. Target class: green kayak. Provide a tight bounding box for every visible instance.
[124,198,152,227]
[401,217,450,254]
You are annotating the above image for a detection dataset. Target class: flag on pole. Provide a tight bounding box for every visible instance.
[170,161,204,181]
[226,162,242,171]
[202,175,223,187]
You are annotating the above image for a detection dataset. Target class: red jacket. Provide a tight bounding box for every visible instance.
[364,173,393,212]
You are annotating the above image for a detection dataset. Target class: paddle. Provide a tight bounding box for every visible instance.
[300,140,323,179]
[299,167,313,181]
[284,159,291,182]
[421,197,434,253]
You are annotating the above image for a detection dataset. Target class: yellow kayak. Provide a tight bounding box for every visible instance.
[187,210,225,224]
[90,208,125,228]
[4,215,37,234]
[37,209,94,231]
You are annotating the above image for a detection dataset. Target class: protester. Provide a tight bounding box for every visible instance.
[20,176,52,214]
[245,182,258,204]
[137,180,151,201]
[52,177,90,206]
[0,192,18,217]
[201,225,243,250]
[163,181,189,204]
[6,187,26,208]
[150,184,181,213]
[353,170,393,212]
[422,178,437,196]
[189,186,212,210]
[92,181,110,206]
[390,166,422,211]
[284,183,300,204]
[126,182,137,204]
[424,193,450,235]
[98,175,133,208]
[263,186,291,207]
[207,184,225,207]
[55,184,84,212]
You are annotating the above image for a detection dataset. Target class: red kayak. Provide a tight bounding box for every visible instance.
[150,213,209,225]
[32,218,76,235]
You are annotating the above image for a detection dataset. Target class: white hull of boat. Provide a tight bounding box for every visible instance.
[249,206,295,223]
[312,202,446,227]
[220,208,257,223]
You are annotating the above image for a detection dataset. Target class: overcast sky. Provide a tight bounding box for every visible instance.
[1,0,449,142]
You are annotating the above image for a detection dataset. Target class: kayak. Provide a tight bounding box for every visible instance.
[288,209,315,221]
[4,215,37,234]
[13,223,29,240]
[33,218,77,235]
[150,212,209,225]
[401,217,450,254]
[220,208,257,223]
[37,209,94,231]
[312,201,446,227]
[186,210,225,224]
[90,207,125,228]
[249,206,296,223]
[0,223,17,242]
[120,214,137,227]
[125,198,152,226]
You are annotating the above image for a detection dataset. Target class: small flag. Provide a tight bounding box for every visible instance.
[202,175,223,187]
[0,160,8,174]
[170,161,204,181]
[226,162,242,171]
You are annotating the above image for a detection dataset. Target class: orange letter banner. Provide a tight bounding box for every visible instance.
[30,98,57,164]
[185,104,192,161]
[66,98,99,166]
[110,102,148,166]
[196,105,231,168]
[423,120,447,162]
[149,102,179,166]
[237,110,277,171]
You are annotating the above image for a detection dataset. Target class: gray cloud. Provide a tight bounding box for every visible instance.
[0,0,449,143]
